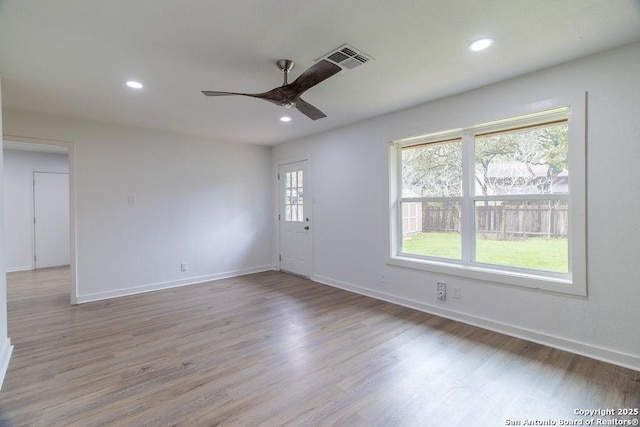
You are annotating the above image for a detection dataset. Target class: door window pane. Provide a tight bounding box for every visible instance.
[284,170,304,222]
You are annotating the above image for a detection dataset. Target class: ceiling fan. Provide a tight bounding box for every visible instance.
[202,59,342,120]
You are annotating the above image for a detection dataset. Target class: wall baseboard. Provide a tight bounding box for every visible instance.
[6,266,32,273]
[76,265,276,304]
[0,338,14,391]
[313,274,640,373]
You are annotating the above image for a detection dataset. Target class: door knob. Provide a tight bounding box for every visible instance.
[304,226,310,230]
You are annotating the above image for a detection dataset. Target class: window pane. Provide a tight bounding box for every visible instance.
[402,140,462,197]
[475,200,568,272]
[283,169,305,222]
[475,123,568,196]
[402,201,461,260]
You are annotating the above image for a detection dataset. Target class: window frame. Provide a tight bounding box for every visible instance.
[388,96,587,296]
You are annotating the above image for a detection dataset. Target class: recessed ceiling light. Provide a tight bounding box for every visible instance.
[280,116,292,122]
[468,38,494,52]
[126,81,143,89]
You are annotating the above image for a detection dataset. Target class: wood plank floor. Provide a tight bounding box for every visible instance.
[0,268,638,426]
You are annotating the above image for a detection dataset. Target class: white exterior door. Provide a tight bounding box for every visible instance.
[278,161,312,277]
[33,172,70,269]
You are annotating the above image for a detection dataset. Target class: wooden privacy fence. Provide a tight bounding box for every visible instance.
[420,202,568,239]
[422,204,460,233]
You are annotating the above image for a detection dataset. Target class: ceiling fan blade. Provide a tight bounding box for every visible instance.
[295,98,327,120]
[203,88,289,105]
[282,60,341,97]
[202,90,251,96]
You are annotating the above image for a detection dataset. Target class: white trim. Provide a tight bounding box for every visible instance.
[2,134,79,304]
[0,338,14,390]
[275,154,312,167]
[76,265,275,304]
[6,266,32,273]
[389,254,572,290]
[470,107,569,135]
[312,274,640,372]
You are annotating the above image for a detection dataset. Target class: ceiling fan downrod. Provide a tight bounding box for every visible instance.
[276,59,295,85]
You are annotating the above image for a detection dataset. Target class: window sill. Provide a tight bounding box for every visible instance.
[388,254,586,296]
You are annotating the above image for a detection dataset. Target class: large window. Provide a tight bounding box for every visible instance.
[389,104,586,295]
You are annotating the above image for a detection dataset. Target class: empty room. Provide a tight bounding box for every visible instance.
[1,1,639,425]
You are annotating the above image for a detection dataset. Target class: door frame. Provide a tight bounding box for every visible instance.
[3,136,78,304]
[275,155,314,278]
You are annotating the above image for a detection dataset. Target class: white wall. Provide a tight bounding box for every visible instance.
[3,150,69,272]
[273,42,640,370]
[0,80,15,389]
[2,112,273,302]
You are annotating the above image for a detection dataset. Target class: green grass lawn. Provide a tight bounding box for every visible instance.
[402,232,568,272]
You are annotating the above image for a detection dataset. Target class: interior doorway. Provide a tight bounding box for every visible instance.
[3,139,76,303]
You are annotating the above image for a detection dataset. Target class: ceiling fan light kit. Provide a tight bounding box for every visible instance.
[202,44,372,120]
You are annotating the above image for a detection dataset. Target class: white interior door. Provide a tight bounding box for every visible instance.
[279,161,312,277]
[34,172,70,269]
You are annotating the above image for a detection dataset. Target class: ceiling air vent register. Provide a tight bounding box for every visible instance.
[317,44,373,70]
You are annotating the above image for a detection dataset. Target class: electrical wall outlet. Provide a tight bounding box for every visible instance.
[453,286,461,299]
[437,282,446,301]
[180,262,188,272]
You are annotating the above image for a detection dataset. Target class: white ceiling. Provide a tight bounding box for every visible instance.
[1,1,639,146]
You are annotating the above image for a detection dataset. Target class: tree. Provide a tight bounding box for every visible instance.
[475,135,518,196]
[400,123,568,239]
[533,125,568,193]
[402,141,462,197]
[475,124,568,195]
[474,123,568,239]
[401,141,462,233]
